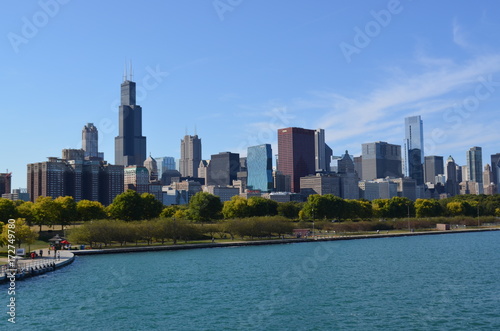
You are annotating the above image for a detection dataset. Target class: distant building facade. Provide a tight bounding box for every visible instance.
[207,152,240,186]
[424,156,444,184]
[143,156,158,182]
[247,144,273,192]
[179,135,202,178]
[27,149,124,205]
[2,188,29,202]
[402,116,424,185]
[277,127,316,193]
[155,157,176,180]
[204,185,239,202]
[361,141,402,180]
[314,129,332,173]
[300,174,340,197]
[0,172,12,197]
[491,153,500,194]
[82,123,99,159]
[124,166,149,194]
[466,146,483,186]
[445,156,459,197]
[115,76,147,167]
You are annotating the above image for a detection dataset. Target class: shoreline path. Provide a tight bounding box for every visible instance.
[0,249,74,283]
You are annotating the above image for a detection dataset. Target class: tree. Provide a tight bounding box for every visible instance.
[386,197,414,218]
[222,196,250,219]
[202,223,222,239]
[277,201,302,219]
[301,194,348,220]
[247,197,278,217]
[32,196,59,231]
[156,218,196,244]
[107,190,144,221]
[0,198,17,223]
[189,192,223,222]
[447,201,467,216]
[54,196,78,229]
[77,200,107,222]
[1,219,38,248]
[16,201,34,225]
[141,193,164,220]
[372,199,389,218]
[160,205,178,218]
[415,199,443,218]
[136,220,157,245]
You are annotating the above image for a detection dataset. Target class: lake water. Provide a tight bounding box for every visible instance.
[6,231,500,330]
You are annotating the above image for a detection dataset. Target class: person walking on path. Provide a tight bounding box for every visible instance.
[39,249,43,258]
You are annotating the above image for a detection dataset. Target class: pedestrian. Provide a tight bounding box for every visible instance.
[57,251,60,261]
[39,249,43,258]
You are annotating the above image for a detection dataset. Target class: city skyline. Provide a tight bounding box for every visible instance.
[2,1,500,189]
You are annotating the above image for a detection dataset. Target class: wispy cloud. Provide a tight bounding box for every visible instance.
[453,18,469,48]
[314,54,500,142]
[236,52,500,159]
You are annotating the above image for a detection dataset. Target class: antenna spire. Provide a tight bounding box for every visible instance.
[123,60,127,82]
[129,61,133,81]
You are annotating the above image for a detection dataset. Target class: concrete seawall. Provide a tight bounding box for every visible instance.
[0,250,75,284]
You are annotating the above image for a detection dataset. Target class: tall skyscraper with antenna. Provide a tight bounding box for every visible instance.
[179,133,202,178]
[115,65,147,167]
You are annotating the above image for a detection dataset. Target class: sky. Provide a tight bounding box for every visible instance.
[1,0,500,189]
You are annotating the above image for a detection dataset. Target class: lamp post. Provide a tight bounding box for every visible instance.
[407,203,411,232]
[312,207,315,239]
[477,203,480,227]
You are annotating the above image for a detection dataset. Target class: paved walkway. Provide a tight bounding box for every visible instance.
[0,249,74,281]
[17,249,74,269]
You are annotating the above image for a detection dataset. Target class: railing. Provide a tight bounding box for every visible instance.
[0,258,57,278]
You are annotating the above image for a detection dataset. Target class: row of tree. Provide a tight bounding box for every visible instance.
[1,191,500,228]
[68,216,295,247]
[0,191,164,230]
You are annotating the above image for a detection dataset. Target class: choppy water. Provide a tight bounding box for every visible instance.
[5,231,500,330]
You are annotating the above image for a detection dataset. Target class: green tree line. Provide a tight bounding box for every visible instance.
[1,191,500,228]
[68,216,295,247]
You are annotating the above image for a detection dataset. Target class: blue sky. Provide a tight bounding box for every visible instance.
[1,0,500,189]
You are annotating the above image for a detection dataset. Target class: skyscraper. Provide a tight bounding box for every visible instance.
[247,144,273,192]
[483,164,495,195]
[0,173,12,196]
[155,156,176,182]
[403,116,424,185]
[207,152,240,186]
[466,146,483,184]
[124,166,149,194]
[445,156,458,196]
[277,127,316,193]
[179,135,202,178]
[361,141,402,180]
[143,156,158,182]
[424,155,444,184]
[115,74,147,167]
[27,152,124,205]
[314,129,332,172]
[491,153,500,193]
[82,123,98,159]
